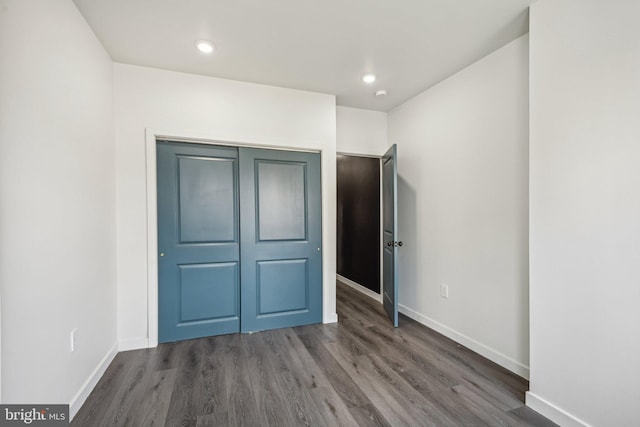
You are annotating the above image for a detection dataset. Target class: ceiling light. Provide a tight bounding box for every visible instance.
[375,90,387,97]
[362,73,376,84]
[196,40,215,54]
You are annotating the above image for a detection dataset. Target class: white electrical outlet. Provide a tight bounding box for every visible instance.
[70,328,77,352]
[440,284,449,298]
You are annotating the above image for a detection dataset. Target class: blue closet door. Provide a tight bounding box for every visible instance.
[157,141,240,343]
[239,148,323,332]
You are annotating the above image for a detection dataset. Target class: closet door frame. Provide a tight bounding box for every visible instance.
[144,129,330,348]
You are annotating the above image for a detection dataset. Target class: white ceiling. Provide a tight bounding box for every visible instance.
[73,0,533,112]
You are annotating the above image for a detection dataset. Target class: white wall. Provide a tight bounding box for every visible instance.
[114,64,337,349]
[388,35,530,377]
[336,106,388,155]
[527,1,640,426]
[335,106,387,301]
[0,0,117,416]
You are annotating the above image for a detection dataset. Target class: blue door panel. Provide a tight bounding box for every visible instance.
[157,141,240,343]
[178,262,238,322]
[257,259,309,315]
[178,156,236,243]
[256,161,307,241]
[240,148,322,332]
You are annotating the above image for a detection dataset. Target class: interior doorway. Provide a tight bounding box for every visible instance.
[336,154,381,297]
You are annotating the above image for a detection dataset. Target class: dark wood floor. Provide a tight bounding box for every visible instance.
[73,282,556,426]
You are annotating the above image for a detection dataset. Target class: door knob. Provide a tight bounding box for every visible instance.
[397,241,403,247]
[160,253,165,257]
[387,241,393,247]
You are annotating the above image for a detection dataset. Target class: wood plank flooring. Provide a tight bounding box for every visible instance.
[73,282,557,426]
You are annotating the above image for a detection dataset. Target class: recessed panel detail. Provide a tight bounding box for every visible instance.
[256,161,306,241]
[179,262,238,323]
[383,158,394,231]
[383,233,393,295]
[178,156,236,243]
[257,259,308,315]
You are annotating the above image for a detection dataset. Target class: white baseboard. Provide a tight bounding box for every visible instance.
[323,312,338,324]
[398,304,530,379]
[336,274,383,303]
[526,392,591,427]
[118,337,149,351]
[69,344,118,420]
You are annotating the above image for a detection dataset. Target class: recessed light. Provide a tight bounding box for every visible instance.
[362,73,376,84]
[375,89,387,97]
[196,40,215,54]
